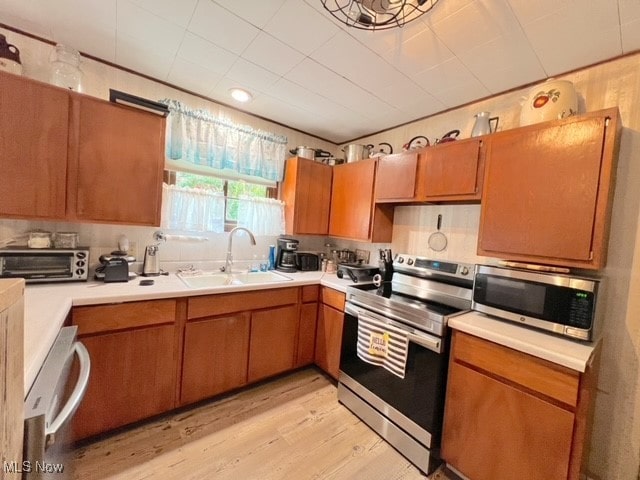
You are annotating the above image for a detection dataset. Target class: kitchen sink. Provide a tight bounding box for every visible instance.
[177,270,292,288]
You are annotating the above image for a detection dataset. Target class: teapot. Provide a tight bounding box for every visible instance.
[435,129,460,144]
[402,136,430,151]
[369,142,393,158]
[0,34,22,75]
[471,112,499,137]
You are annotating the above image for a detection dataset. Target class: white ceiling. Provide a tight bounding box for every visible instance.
[1,0,638,143]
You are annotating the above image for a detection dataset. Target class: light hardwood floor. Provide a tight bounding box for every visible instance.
[70,368,456,480]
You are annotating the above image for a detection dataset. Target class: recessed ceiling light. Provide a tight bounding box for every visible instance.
[230,88,253,103]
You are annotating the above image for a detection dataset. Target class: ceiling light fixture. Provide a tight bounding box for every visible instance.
[230,88,253,103]
[321,0,439,30]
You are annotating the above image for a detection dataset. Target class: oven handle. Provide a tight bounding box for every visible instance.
[346,303,443,354]
[45,341,91,444]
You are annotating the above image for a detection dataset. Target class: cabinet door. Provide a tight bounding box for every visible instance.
[70,95,165,225]
[248,305,298,382]
[442,361,574,480]
[296,302,318,367]
[72,325,177,440]
[329,159,393,242]
[0,72,69,219]
[283,157,332,235]
[374,152,418,201]
[315,304,344,380]
[417,138,483,201]
[478,115,608,267]
[181,313,250,405]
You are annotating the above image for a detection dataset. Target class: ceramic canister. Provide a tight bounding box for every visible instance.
[520,79,578,126]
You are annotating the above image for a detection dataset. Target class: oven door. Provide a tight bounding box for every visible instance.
[339,302,449,449]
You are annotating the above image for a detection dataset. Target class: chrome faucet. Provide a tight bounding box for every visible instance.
[223,227,256,273]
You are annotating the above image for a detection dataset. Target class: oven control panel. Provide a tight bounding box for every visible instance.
[394,254,473,280]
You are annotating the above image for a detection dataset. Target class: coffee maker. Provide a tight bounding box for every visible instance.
[276,237,299,273]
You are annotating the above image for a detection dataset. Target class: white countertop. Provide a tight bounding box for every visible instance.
[23,271,355,397]
[448,310,597,372]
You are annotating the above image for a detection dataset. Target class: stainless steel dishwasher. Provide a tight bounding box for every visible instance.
[22,326,90,479]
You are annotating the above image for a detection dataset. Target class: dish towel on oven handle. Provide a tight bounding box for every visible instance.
[356,311,409,379]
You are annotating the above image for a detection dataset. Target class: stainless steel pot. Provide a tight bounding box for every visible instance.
[289,146,317,160]
[342,144,373,163]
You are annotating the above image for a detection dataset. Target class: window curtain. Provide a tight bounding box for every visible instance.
[161,184,225,232]
[236,196,285,236]
[160,99,288,182]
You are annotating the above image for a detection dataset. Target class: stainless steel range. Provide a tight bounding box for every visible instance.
[337,253,474,475]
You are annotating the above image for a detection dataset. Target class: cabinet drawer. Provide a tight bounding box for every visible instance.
[188,287,299,320]
[451,331,580,407]
[320,286,345,311]
[72,299,177,335]
[302,285,319,303]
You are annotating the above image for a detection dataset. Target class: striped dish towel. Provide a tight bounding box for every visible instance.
[356,312,409,379]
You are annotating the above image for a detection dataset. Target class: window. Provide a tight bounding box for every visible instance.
[163,170,282,233]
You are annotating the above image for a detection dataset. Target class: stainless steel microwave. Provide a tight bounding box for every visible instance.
[472,265,599,341]
[0,247,89,283]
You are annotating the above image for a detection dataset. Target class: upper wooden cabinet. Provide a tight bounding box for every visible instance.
[415,138,484,202]
[477,108,621,269]
[0,71,69,220]
[374,139,484,204]
[281,156,332,235]
[329,158,394,242]
[68,94,166,225]
[0,71,166,226]
[374,152,418,201]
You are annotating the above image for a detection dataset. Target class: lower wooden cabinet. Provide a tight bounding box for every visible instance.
[181,313,250,405]
[71,300,178,441]
[315,287,346,380]
[442,330,598,480]
[248,305,298,382]
[68,286,327,439]
[72,325,178,440]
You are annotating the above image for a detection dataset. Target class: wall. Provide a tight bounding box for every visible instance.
[348,53,640,480]
[2,26,640,480]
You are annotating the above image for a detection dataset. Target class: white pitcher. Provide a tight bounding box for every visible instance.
[471,112,499,137]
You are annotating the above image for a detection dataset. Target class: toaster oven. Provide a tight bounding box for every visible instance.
[0,247,90,283]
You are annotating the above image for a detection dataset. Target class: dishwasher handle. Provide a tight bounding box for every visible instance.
[45,341,91,444]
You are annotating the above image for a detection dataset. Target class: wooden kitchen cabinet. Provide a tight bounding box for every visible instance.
[0,71,69,220]
[68,94,165,225]
[329,158,394,242]
[477,108,621,269]
[296,285,319,367]
[442,330,599,480]
[182,287,301,404]
[374,151,418,201]
[315,287,346,380]
[282,156,332,235]
[415,138,484,202]
[0,71,166,226]
[248,304,298,382]
[181,313,250,405]
[70,299,179,441]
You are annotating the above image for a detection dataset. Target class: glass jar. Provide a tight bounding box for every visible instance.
[28,231,52,248]
[50,44,83,92]
[53,232,79,248]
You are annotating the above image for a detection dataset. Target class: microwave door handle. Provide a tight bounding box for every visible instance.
[45,341,91,445]
[406,332,443,354]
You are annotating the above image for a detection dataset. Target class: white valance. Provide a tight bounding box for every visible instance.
[161,100,288,182]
